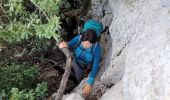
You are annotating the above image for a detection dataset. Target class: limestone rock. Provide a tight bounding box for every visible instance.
[99,81,123,100]
[100,0,170,99]
[62,93,84,100]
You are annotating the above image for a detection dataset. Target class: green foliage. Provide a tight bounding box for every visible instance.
[9,82,47,100]
[0,90,6,100]
[30,0,59,16]
[0,82,47,100]
[34,82,48,98]
[1,22,32,43]
[0,0,70,43]
[35,16,61,41]
[7,0,26,15]
[0,62,48,99]
[0,62,38,91]
[30,0,70,16]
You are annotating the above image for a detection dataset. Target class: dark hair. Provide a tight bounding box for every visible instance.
[81,29,97,44]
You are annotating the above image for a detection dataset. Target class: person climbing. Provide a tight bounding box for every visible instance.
[59,19,103,97]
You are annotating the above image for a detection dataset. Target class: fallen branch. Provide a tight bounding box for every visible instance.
[50,47,72,100]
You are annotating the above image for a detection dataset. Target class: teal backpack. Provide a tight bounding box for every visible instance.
[80,19,103,38]
[73,19,103,63]
[75,19,103,54]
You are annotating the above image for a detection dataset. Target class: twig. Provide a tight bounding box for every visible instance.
[46,59,58,64]
[29,0,49,20]
[33,8,38,14]
[43,59,65,72]
[0,4,12,23]
[46,59,65,65]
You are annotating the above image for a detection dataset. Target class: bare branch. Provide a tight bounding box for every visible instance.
[29,0,49,20]
[50,47,72,100]
[0,4,12,23]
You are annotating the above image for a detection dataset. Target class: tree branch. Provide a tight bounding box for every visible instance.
[50,47,72,100]
[0,4,12,23]
[29,0,49,20]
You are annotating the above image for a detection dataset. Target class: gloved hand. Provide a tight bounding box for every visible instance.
[83,83,92,97]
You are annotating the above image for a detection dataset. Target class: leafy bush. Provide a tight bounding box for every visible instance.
[0,82,48,100]
[0,62,38,92]
[0,0,70,43]
[0,62,48,99]
[1,21,33,43]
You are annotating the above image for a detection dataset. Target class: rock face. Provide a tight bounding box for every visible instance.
[63,0,170,100]
[63,93,84,100]
[99,0,170,100]
[99,81,123,100]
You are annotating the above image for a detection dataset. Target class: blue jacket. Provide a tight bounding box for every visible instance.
[68,35,102,85]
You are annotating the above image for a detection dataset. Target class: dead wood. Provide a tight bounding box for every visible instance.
[50,47,72,100]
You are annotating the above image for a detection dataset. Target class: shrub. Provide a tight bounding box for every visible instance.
[0,62,48,99]
[0,0,70,43]
[0,82,48,100]
[0,62,38,92]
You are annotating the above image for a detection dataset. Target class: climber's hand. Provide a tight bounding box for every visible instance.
[59,41,68,48]
[83,83,92,97]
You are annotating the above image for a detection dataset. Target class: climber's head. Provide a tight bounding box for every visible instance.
[81,29,97,48]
